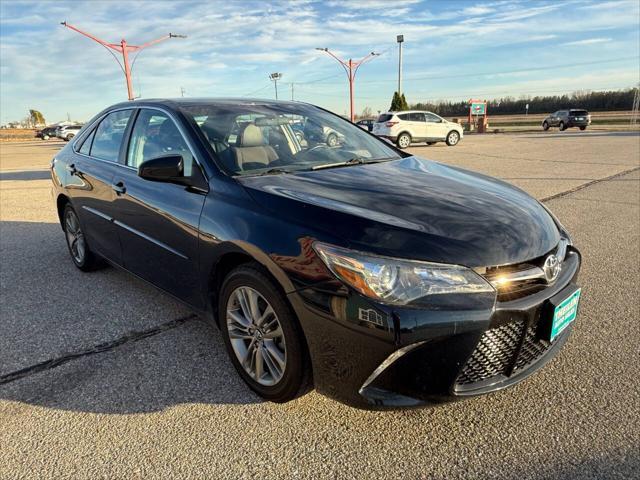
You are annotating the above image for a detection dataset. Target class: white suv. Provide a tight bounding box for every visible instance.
[372,111,463,148]
[56,125,83,141]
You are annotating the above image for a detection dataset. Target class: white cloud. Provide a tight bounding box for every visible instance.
[562,37,613,46]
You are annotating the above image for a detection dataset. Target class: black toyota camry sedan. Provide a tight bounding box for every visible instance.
[51,98,582,409]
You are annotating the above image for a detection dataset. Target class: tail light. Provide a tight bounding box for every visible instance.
[386,121,398,127]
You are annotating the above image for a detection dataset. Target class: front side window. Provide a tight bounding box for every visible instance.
[424,113,441,123]
[90,110,132,162]
[182,102,401,176]
[127,109,197,178]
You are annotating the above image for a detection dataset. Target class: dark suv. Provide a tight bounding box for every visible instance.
[542,109,591,131]
[51,98,582,409]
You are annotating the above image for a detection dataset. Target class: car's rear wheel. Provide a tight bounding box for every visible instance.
[542,121,549,131]
[219,264,311,402]
[65,133,75,141]
[559,121,566,131]
[396,132,411,148]
[446,130,460,146]
[326,133,338,147]
[580,126,587,131]
[63,205,102,271]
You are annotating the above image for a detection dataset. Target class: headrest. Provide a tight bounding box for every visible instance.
[238,124,264,147]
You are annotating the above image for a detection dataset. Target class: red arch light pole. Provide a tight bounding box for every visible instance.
[316,47,379,122]
[61,22,186,100]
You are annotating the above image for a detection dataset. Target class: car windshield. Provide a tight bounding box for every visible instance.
[182,102,401,176]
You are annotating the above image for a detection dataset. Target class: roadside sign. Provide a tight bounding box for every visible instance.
[471,102,486,115]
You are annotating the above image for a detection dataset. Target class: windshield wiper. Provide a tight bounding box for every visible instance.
[244,167,292,177]
[311,157,366,170]
[311,156,397,171]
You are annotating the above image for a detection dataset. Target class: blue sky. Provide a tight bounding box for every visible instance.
[1,0,639,123]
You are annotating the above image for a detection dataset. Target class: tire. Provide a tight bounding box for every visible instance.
[559,121,565,131]
[62,204,103,271]
[219,264,311,402]
[446,130,460,146]
[326,133,338,147]
[65,133,75,141]
[542,121,549,131]
[579,126,586,131]
[43,134,50,140]
[396,132,411,148]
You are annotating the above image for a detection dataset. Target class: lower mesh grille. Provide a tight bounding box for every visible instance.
[456,320,553,387]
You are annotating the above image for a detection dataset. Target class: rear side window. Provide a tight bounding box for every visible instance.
[377,114,393,122]
[78,128,96,155]
[406,113,424,122]
[397,113,410,121]
[90,110,133,162]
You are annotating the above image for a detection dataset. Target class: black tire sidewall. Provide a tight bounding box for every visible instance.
[218,265,309,402]
[543,122,549,131]
[63,204,101,271]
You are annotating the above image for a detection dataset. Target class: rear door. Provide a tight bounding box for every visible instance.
[111,108,208,307]
[67,109,134,264]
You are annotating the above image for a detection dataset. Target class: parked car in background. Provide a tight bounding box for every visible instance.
[51,98,581,409]
[35,126,58,140]
[373,110,464,148]
[356,118,375,132]
[56,124,83,141]
[542,109,591,131]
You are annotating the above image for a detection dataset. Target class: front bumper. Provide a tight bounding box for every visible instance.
[288,248,581,409]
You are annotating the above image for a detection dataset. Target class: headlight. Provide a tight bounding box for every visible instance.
[313,242,494,306]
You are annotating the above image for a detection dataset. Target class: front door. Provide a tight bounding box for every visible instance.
[111,108,208,307]
[424,112,449,140]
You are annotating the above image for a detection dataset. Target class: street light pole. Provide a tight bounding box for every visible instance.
[316,47,380,122]
[396,35,404,96]
[269,72,283,100]
[61,22,186,101]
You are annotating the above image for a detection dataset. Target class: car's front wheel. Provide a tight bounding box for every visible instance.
[446,130,460,146]
[219,264,311,402]
[396,132,411,148]
[559,121,566,131]
[542,121,549,131]
[63,204,102,271]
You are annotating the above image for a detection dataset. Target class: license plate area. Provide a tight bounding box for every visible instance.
[540,285,581,341]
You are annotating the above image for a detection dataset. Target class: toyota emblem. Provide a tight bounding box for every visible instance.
[543,254,561,283]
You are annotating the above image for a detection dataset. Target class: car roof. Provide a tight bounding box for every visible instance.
[108,97,305,111]
[381,110,437,115]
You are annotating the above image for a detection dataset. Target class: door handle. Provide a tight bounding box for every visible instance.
[112,181,126,195]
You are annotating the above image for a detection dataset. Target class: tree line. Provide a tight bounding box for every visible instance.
[407,88,638,117]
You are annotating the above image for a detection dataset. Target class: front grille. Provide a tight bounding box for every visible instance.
[455,319,553,387]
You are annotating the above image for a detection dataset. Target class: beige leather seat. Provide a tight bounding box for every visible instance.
[232,124,278,171]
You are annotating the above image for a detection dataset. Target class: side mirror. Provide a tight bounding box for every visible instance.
[138,154,185,183]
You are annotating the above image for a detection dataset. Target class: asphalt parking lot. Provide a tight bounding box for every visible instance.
[1,132,639,479]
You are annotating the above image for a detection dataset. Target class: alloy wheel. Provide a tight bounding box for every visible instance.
[226,286,287,386]
[65,210,86,263]
[447,131,459,146]
[398,134,410,148]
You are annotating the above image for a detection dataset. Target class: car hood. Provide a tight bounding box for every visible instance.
[238,157,560,267]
